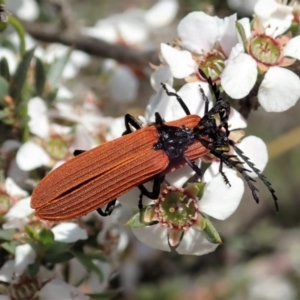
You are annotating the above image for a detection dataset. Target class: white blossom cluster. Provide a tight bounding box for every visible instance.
[0,0,299,298]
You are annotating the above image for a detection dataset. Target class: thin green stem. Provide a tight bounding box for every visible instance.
[8,15,26,56]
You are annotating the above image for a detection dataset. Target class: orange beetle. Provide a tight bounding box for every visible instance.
[31,70,278,221]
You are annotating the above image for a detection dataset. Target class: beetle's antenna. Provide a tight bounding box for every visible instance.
[198,69,221,102]
[229,141,278,211]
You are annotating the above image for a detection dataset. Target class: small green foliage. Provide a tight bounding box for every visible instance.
[236,21,247,51]
[0,228,16,241]
[126,205,155,228]
[200,214,222,244]
[38,228,55,245]
[0,57,10,81]
[27,260,41,277]
[1,240,19,254]
[47,50,71,88]
[10,47,35,102]
[35,57,46,96]
[0,76,8,106]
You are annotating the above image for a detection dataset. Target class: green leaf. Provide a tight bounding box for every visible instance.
[46,251,74,264]
[27,260,40,277]
[0,58,10,81]
[126,206,156,228]
[83,252,109,262]
[44,241,72,256]
[0,228,16,241]
[10,47,35,102]
[25,225,40,241]
[1,241,19,254]
[0,76,8,106]
[235,21,247,51]
[71,251,103,282]
[39,228,54,245]
[35,57,46,96]
[201,215,222,244]
[47,50,71,88]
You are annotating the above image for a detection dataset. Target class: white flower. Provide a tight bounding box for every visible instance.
[82,0,178,103]
[125,169,244,255]
[254,0,294,37]
[51,223,88,243]
[0,244,36,282]
[160,12,238,81]
[7,0,39,21]
[35,44,90,80]
[3,196,34,229]
[16,97,94,171]
[221,16,300,112]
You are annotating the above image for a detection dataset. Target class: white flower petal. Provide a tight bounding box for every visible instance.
[238,136,268,177]
[202,162,220,182]
[145,85,175,122]
[177,12,218,54]
[108,66,138,103]
[82,21,118,43]
[119,182,153,208]
[0,260,14,282]
[200,170,244,220]
[146,82,210,122]
[176,229,218,255]
[146,0,178,27]
[160,43,197,78]
[132,225,170,252]
[3,197,34,229]
[52,223,88,243]
[15,0,39,21]
[27,97,49,139]
[254,0,293,37]
[118,9,149,45]
[57,86,74,100]
[14,244,36,275]
[39,278,90,300]
[219,14,238,57]
[237,18,251,41]
[150,65,173,91]
[16,141,50,171]
[221,53,257,99]
[258,67,300,112]
[229,107,247,130]
[166,160,201,188]
[62,62,78,79]
[70,50,90,68]
[283,36,300,60]
[69,125,93,153]
[106,116,126,141]
[4,177,28,198]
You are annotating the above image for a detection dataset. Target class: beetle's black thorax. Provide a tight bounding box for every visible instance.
[154,125,195,159]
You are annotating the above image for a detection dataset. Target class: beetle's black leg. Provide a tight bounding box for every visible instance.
[73,150,86,156]
[123,114,143,135]
[182,156,203,178]
[199,85,210,115]
[97,199,117,216]
[155,112,164,126]
[219,160,231,187]
[138,175,165,209]
[161,83,191,116]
